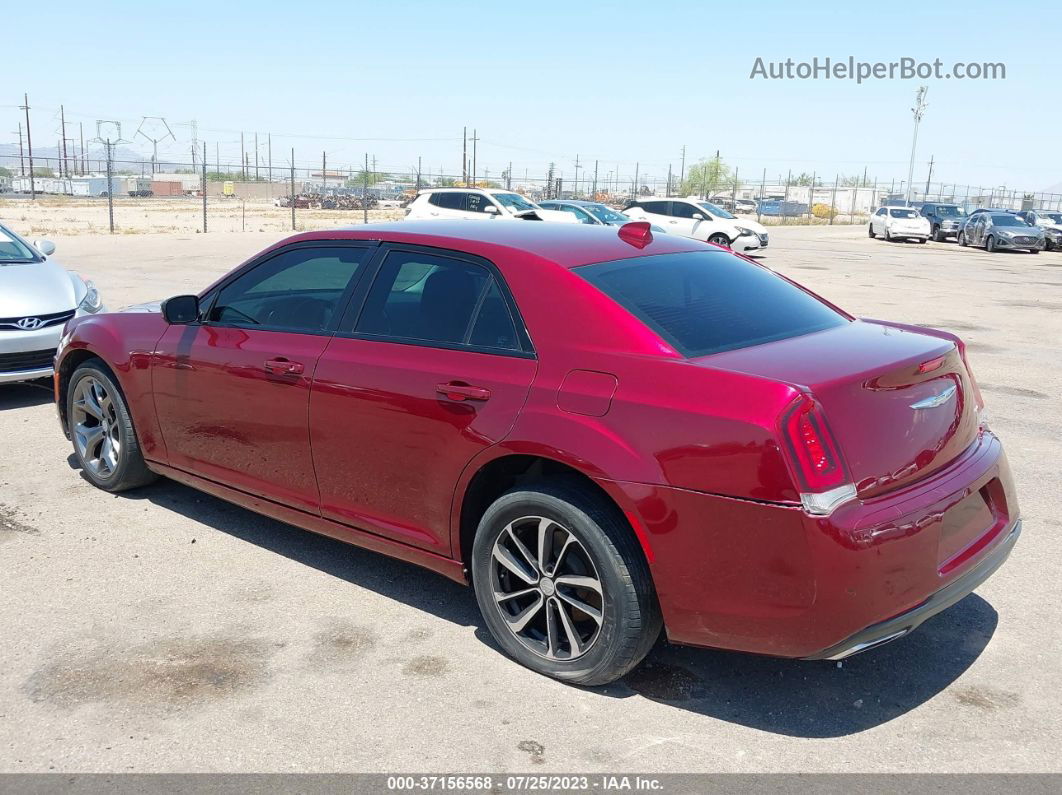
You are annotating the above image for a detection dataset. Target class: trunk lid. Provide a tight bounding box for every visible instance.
[699,320,980,498]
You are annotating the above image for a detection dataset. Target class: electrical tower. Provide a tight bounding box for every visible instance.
[135,116,175,174]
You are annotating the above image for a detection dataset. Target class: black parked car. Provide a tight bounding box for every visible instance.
[919,203,968,242]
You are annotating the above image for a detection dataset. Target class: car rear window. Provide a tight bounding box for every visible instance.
[576,251,848,357]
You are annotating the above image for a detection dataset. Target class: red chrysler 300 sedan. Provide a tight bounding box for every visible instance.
[53,221,1020,685]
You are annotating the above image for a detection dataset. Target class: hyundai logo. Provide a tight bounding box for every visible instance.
[15,317,44,330]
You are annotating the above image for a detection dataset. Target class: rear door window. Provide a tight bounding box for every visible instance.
[577,250,848,357]
[429,192,466,210]
[639,201,671,215]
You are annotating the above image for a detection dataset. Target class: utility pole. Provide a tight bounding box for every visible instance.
[240,132,246,179]
[592,160,598,199]
[666,164,672,196]
[363,153,369,224]
[506,160,512,190]
[573,154,580,198]
[190,119,198,170]
[267,133,272,184]
[924,155,934,198]
[79,122,85,175]
[13,123,24,176]
[679,144,686,189]
[60,105,68,178]
[135,117,174,175]
[906,86,929,205]
[462,127,467,186]
[322,151,327,193]
[254,132,259,181]
[417,155,423,190]
[290,148,296,231]
[633,162,639,198]
[470,128,479,187]
[21,94,35,199]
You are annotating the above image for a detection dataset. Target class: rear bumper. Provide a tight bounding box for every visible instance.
[806,518,1020,660]
[604,429,1019,658]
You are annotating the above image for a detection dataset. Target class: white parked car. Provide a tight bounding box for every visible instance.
[0,224,105,384]
[405,188,577,223]
[621,198,768,254]
[869,206,931,243]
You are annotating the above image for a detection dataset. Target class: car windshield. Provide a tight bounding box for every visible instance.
[889,209,918,218]
[492,193,537,213]
[576,250,847,357]
[935,205,966,217]
[584,204,631,225]
[992,214,1025,226]
[698,202,736,220]
[0,226,40,264]
[1043,213,1062,224]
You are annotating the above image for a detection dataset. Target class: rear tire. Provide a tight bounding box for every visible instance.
[986,235,996,252]
[67,362,157,492]
[1030,247,1040,255]
[868,224,876,238]
[471,480,661,686]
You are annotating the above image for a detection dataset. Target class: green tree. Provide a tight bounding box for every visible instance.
[0,166,11,178]
[681,157,733,197]
[32,166,55,178]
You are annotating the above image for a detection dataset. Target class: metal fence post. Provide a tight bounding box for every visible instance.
[202,141,207,233]
[757,168,765,224]
[782,170,791,226]
[290,148,296,231]
[829,175,838,225]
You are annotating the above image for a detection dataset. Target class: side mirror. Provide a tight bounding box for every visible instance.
[484,205,499,214]
[34,239,56,256]
[692,213,705,221]
[161,295,200,324]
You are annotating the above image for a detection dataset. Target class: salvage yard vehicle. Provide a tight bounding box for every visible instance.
[959,212,1045,253]
[54,221,1021,686]
[869,206,931,243]
[406,188,576,223]
[1016,210,1062,250]
[537,200,666,233]
[919,202,968,242]
[622,198,768,253]
[0,223,105,384]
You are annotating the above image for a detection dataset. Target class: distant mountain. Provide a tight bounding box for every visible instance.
[1041,181,1062,195]
[0,142,148,171]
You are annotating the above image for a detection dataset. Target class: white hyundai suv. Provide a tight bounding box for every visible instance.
[622,198,768,254]
[405,188,577,223]
[869,206,932,243]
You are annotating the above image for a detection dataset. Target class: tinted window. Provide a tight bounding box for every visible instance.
[671,203,700,219]
[429,192,465,210]
[640,201,671,215]
[210,246,367,332]
[466,193,493,213]
[355,251,518,349]
[577,251,848,357]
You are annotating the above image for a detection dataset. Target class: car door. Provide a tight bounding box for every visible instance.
[968,214,985,246]
[309,245,538,554]
[872,207,886,235]
[151,242,374,512]
[426,191,469,219]
[633,201,674,230]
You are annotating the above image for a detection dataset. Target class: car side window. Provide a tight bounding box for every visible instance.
[209,246,369,333]
[353,251,520,350]
[875,208,886,216]
[670,202,699,219]
[641,201,670,215]
[429,192,465,210]
[466,193,491,213]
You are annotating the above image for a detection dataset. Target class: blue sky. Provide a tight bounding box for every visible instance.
[5,0,1059,190]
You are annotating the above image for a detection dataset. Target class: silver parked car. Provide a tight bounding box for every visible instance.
[957,212,1045,254]
[0,224,105,384]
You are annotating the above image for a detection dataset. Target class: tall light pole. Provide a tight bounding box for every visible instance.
[905,86,928,205]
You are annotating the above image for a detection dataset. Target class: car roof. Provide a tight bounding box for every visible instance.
[279,220,705,269]
[416,188,520,195]
[541,199,603,207]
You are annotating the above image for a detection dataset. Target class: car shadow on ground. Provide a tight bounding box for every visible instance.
[84,467,998,740]
[0,380,54,411]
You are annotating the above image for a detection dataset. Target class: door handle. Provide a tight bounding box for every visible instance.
[264,358,304,375]
[436,382,491,401]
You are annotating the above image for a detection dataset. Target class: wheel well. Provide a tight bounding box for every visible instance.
[56,350,106,431]
[458,455,644,576]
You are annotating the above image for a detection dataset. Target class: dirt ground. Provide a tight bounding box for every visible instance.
[0,222,1059,773]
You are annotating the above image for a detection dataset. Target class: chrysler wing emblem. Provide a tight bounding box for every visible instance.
[15,317,44,330]
[910,384,957,410]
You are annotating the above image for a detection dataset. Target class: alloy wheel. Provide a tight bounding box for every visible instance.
[489,515,604,661]
[71,375,121,479]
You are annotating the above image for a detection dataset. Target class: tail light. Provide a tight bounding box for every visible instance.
[953,339,985,413]
[780,396,856,516]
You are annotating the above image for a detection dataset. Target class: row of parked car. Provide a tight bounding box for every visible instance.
[869,201,1062,253]
[405,188,771,255]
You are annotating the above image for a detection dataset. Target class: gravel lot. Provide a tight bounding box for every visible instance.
[1,223,1059,773]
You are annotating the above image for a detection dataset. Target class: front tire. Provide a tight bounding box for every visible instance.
[884,227,892,241]
[68,362,157,492]
[472,481,661,686]
[868,224,876,238]
[707,233,731,248]
[933,226,943,242]
[958,230,967,246]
